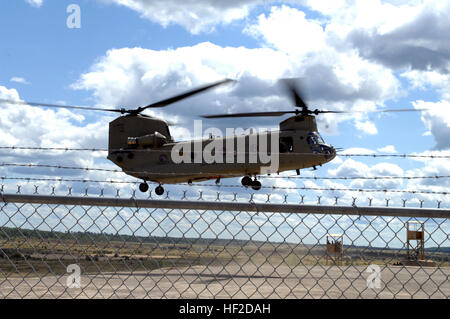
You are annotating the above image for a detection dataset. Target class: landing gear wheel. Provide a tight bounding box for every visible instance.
[241,176,252,187]
[155,185,164,196]
[251,180,262,191]
[139,182,149,193]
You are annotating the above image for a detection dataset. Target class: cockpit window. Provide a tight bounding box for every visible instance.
[165,125,173,142]
[307,132,324,145]
[316,133,324,144]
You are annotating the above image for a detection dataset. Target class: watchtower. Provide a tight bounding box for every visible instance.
[326,233,343,266]
[406,221,425,261]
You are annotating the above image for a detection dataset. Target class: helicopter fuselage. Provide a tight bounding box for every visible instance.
[107,114,336,184]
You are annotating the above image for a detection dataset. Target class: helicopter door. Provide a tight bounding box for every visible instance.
[280,136,294,153]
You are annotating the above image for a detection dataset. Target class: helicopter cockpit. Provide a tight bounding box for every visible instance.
[307,132,335,158]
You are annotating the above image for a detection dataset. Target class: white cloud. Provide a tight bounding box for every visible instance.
[245,5,327,55]
[0,85,117,185]
[101,0,258,34]
[323,151,450,206]
[412,100,450,150]
[377,145,397,153]
[401,69,448,89]
[344,1,450,73]
[328,158,371,177]
[355,120,378,135]
[328,155,343,165]
[328,158,405,191]
[25,0,43,7]
[340,147,375,155]
[304,0,423,36]
[370,162,403,176]
[0,87,108,150]
[401,70,450,100]
[10,77,30,85]
[402,150,450,203]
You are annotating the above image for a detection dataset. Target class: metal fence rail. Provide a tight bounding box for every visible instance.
[2,194,450,218]
[1,191,449,298]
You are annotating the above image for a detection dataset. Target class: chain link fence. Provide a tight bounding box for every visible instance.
[0,186,449,299]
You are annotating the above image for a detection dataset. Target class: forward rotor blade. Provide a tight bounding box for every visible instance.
[0,99,122,113]
[137,78,235,114]
[202,111,297,118]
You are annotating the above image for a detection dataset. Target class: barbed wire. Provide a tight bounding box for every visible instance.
[1,176,448,195]
[1,146,450,158]
[263,175,450,180]
[0,163,120,172]
[339,153,450,159]
[0,146,107,152]
[0,176,138,184]
[2,162,450,181]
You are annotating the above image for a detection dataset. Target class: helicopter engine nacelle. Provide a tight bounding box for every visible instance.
[127,132,167,148]
[108,114,172,152]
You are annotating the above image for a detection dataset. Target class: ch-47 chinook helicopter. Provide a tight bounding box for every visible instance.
[1,78,425,196]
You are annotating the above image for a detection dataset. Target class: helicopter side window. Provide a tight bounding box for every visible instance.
[279,136,294,153]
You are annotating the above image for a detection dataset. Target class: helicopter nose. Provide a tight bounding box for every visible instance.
[329,146,337,160]
[321,144,336,161]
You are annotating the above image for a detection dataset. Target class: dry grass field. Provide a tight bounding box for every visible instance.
[1,232,449,278]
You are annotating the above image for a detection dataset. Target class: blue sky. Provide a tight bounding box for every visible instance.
[1,0,450,211]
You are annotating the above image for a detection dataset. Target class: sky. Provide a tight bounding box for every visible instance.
[1,0,450,216]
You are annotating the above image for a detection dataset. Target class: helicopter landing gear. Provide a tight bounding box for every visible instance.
[155,185,164,196]
[242,176,262,191]
[139,182,149,193]
[251,180,262,191]
[241,176,252,187]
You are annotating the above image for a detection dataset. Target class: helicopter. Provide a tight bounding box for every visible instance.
[0,78,426,196]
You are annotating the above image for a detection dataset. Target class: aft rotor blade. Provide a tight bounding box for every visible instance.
[0,99,122,113]
[202,107,430,119]
[280,78,308,110]
[137,78,235,114]
[315,110,347,114]
[202,111,297,118]
[328,108,429,114]
[369,108,428,113]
